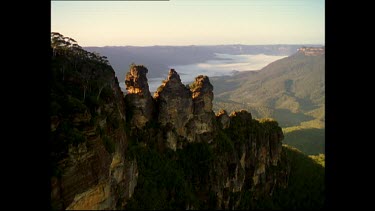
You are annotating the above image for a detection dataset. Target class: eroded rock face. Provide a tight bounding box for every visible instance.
[65,181,112,210]
[125,65,154,128]
[125,65,151,96]
[212,111,284,209]
[51,57,138,210]
[52,133,138,210]
[187,110,285,209]
[187,75,216,143]
[216,109,230,129]
[191,75,213,113]
[154,69,194,146]
[152,70,218,147]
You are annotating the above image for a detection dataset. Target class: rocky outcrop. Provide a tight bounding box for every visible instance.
[125,68,285,209]
[191,75,213,114]
[152,70,217,149]
[187,75,216,143]
[154,69,194,149]
[125,65,154,128]
[211,110,285,209]
[216,109,230,129]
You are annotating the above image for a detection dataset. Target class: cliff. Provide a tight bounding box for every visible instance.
[50,33,322,210]
[50,34,138,210]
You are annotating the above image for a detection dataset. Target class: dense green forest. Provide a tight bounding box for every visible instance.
[125,140,325,209]
[211,52,325,155]
[125,142,216,210]
[252,145,325,209]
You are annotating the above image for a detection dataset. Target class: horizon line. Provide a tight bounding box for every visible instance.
[83,44,325,48]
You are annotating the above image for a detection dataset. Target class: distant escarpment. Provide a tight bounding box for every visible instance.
[50,33,323,210]
[297,46,325,56]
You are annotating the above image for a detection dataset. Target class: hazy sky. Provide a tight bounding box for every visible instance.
[51,0,324,46]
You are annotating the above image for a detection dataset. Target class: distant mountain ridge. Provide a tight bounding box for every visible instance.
[298,46,325,56]
[211,48,325,155]
[84,45,322,79]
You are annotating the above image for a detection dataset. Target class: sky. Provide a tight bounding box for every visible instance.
[51,0,325,47]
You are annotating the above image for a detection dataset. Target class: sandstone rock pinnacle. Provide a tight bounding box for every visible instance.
[125,65,154,128]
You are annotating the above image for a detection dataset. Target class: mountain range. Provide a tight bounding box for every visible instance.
[211,47,325,155]
[84,45,311,79]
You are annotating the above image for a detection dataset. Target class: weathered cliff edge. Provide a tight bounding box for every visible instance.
[51,60,287,209]
[50,54,138,210]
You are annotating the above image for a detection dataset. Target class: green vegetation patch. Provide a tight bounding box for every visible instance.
[283,128,325,155]
[238,145,325,209]
[125,142,214,210]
